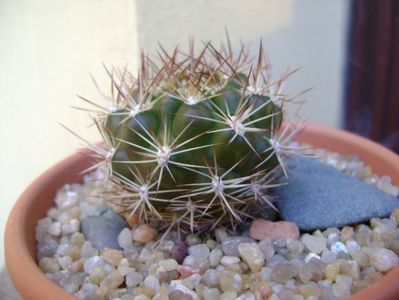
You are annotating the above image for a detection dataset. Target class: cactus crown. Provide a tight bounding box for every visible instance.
[82,38,302,233]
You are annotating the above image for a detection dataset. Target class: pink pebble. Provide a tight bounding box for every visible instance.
[176,265,201,277]
[249,219,300,241]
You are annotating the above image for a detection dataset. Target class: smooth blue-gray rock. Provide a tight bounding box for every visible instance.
[80,206,125,250]
[273,157,399,231]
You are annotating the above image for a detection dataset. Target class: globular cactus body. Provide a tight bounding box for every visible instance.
[88,40,298,232]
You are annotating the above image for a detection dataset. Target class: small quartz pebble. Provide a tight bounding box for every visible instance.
[132,224,157,243]
[302,234,327,254]
[220,270,242,292]
[39,257,61,273]
[101,249,123,266]
[369,248,399,272]
[220,256,240,266]
[118,228,133,249]
[209,248,223,267]
[158,259,178,271]
[222,237,255,256]
[169,281,200,300]
[177,265,201,277]
[238,243,265,272]
[188,244,210,259]
[126,271,143,288]
[249,219,299,241]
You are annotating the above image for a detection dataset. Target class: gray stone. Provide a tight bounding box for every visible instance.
[81,206,125,250]
[273,157,399,231]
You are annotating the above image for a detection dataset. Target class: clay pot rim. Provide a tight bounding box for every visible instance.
[5,123,399,300]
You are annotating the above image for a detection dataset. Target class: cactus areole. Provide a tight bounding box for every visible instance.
[85,40,302,233]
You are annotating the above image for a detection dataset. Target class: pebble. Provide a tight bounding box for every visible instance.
[118,228,133,249]
[249,219,299,241]
[302,234,326,254]
[172,241,188,264]
[220,256,240,266]
[38,257,61,273]
[177,265,201,277]
[202,287,220,300]
[169,281,200,300]
[143,275,160,293]
[238,243,265,272]
[220,271,242,292]
[271,263,297,284]
[126,271,144,288]
[369,248,399,272]
[182,273,201,289]
[101,249,123,266]
[209,248,223,267]
[132,224,157,243]
[81,208,125,250]
[202,269,221,288]
[221,236,255,257]
[258,239,276,260]
[186,234,202,246]
[188,244,210,259]
[158,259,178,271]
[83,256,106,273]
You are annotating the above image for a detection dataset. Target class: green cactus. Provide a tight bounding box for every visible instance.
[86,40,300,232]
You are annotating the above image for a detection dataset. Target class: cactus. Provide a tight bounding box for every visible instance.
[82,39,301,233]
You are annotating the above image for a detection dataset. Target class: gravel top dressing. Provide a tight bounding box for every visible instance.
[35,147,399,300]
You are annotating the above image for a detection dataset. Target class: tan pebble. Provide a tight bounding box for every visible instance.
[176,265,201,277]
[254,281,272,300]
[123,212,140,228]
[340,226,354,242]
[325,263,340,281]
[249,219,299,241]
[169,290,193,300]
[101,249,123,266]
[67,245,81,261]
[67,259,84,272]
[153,287,169,300]
[133,287,154,298]
[38,257,60,273]
[89,267,107,285]
[298,282,321,298]
[390,208,399,224]
[132,224,157,243]
[238,243,265,272]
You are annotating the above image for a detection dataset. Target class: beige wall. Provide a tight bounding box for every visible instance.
[0,0,348,268]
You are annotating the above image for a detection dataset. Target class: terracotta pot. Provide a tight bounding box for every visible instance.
[5,123,399,299]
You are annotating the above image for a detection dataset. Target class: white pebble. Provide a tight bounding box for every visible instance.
[188,244,210,259]
[143,275,160,293]
[370,248,399,272]
[220,256,240,266]
[302,234,326,254]
[126,271,143,288]
[331,241,348,254]
[238,243,265,272]
[118,228,133,249]
[83,256,105,273]
[48,222,62,236]
[209,248,223,267]
[158,259,178,271]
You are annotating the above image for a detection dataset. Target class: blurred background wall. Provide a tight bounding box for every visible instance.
[0,0,349,268]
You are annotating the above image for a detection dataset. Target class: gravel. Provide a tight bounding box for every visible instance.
[35,148,399,299]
